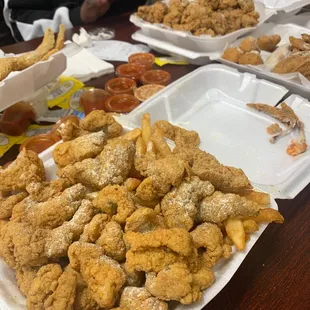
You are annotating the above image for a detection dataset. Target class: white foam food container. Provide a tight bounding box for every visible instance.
[257,0,309,13]
[124,64,310,199]
[130,2,276,53]
[211,23,310,99]
[0,53,66,112]
[0,118,280,310]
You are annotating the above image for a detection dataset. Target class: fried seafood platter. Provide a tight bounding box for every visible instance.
[0,25,66,82]
[136,0,260,37]
[0,110,283,310]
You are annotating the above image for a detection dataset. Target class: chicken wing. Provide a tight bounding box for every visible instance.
[68,242,126,309]
[53,131,108,167]
[0,149,45,191]
[197,191,261,224]
[161,176,215,231]
[58,140,135,190]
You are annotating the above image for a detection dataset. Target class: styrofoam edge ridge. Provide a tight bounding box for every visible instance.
[259,0,309,13]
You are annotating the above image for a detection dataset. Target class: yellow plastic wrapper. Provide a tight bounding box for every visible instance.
[155,57,188,67]
[47,76,91,111]
[0,124,53,158]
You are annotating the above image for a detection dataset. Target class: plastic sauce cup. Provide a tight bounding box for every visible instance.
[80,89,111,115]
[128,53,155,70]
[104,94,140,113]
[19,134,60,154]
[140,70,171,86]
[0,101,36,136]
[105,78,137,95]
[116,63,145,82]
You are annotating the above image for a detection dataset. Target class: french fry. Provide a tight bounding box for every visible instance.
[142,113,152,144]
[237,190,270,206]
[243,219,259,233]
[224,218,246,251]
[124,178,142,191]
[245,208,284,224]
[119,128,142,142]
[136,137,146,157]
[151,127,172,158]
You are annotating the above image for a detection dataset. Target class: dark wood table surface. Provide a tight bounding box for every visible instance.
[1,12,310,310]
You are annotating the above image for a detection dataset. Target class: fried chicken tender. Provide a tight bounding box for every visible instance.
[137,2,168,23]
[239,36,258,52]
[69,242,126,309]
[302,33,310,43]
[161,177,215,231]
[191,223,231,267]
[145,262,214,304]
[93,185,136,224]
[257,34,281,52]
[136,154,187,202]
[20,184,87,229]
[125,208,167,233]
[125,228,197,273]
[238,51,263,65]
[241,11,259,28]
[0,192,28,220]
[80,214,110,243]
[58,140,135,190]
[175,146,252,192]
[197,191,261,224]
[119,287,168,310]
[53,131,108,168]
[219,0,238,9]
[26,264,78,310]
[74,282,102,310]
[16,266,39,296]
[96,221,126,262]
[163,0,189,27]
[211,11,228,35]
[45,199,95,258]
[222,47,243,63]
[0,149,45,191]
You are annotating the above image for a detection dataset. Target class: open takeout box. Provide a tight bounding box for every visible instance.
[130,2,276,53]
[0,64,308,310]
[123,64,310,199]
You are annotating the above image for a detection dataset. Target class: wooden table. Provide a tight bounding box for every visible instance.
[1,13,310,310]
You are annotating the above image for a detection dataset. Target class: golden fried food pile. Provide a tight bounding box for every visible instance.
[0,25,66,82]
[137,0,260,37]
[222,32,310,81]
[0,110,284,309]
[247,102,307,156]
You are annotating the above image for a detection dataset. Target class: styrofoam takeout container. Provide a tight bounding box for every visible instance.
[124,64,310,199]
[257,0,309,13]
[130,2,276,53]
[213,23,310,98]
[0,53,66,112]
[0,119,280,310]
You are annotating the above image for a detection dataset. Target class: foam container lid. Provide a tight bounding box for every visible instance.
[130,2,276,53]
[0,53,66,112]
[124,64,310,199]
[257,0,309,12]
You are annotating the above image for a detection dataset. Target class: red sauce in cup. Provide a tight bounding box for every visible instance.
[104,94,140,113]
[105,78,137,96]
[140,70,171,86]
